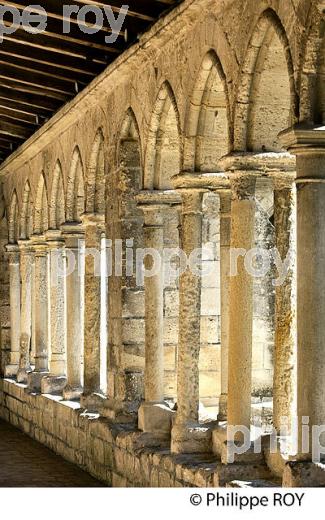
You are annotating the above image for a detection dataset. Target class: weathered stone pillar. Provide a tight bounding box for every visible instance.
[273,174,296,434]
[227,174,256,442]
[27,237,50,392]
[280,128,325,472]
[41,230,67,394]
[171,189,209,453]
[217,191,231,421]
[4,245,21,377]
[136,192,179,433]
[81,213,105,409]
[17,240,33,383]
[61,223,85,401]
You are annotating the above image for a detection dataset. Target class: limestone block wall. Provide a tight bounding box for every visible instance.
[0,379,222,487]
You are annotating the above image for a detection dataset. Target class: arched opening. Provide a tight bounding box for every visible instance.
[235,11,297,427]
[87,129,107,394]
[34,173,49,236]
[49,161,65,230]
[8,190,19,245]
[87,129,105,215]
[20,181,33,240]
[66,147,85,223]
[235,10,297,152]
[144,82,181,190]
[186,51,230,172]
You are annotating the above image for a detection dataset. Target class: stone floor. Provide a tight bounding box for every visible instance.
[0,419,106,487]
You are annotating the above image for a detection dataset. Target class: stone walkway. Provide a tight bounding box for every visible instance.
[0,419,105,487]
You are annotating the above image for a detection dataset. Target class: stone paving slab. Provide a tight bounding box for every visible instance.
[0,419,106,487]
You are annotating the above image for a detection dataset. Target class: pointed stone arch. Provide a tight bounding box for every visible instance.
[8,190,19,244]
[185,50,231,172]
[49,160,65,229]
[234,9,298,152]
[66,146,85,222]
[86,129,105,215]
[20,181,33,240]
[34,173,49,235]
[144,82,181,189]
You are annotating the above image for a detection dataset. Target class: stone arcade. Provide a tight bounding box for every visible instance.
[0,0,325,488]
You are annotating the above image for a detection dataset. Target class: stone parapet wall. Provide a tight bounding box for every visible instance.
[0,378,277,487]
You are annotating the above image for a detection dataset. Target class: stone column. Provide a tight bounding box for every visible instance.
[4,245,21,377]
[136,197,175,433]
[61,223,85,401]
[273,175,296,434]
[27,236,50,392]
[280,128,325,468]
[227,175,256,443]
[81,213,106,409]
[17,240,33,383]
[41,230,67,394]
[217,191,231,421]
[171,189,210,453]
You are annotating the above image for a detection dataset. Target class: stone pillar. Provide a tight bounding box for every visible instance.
[227,175,256,442]
[41,230,67,394]
[136,199,175,433]
[61,223,85,401]
[217,191,231,421]
[4,245,21,377]
[171,189,211,453]
[81,213,106,409]
[273,175,296,434]
[17,241,33,383]
[27,237,50,392]
[280,128,325,469]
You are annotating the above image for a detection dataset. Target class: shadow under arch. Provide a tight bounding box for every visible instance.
[49,160,65,230]
[33,172,49,235]
[144,81,181,190]
[86,128,106,215]
[66,146,85,223]
[8,189,19,244]
[234,8,298,152]
[185,50,231,172]
[20,181,33,240]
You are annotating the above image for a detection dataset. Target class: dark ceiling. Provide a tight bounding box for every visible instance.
[0,0,182,163]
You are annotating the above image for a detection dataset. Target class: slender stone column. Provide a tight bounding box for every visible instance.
[4,245,21,377]
[27,236,50,392]
[227,175,256,442]
[80,213,106,409]
[280,128,325,465]
[273,175,296,434]
[41,230,67,394]
[171,189,210,453]
[136,195,177,433]
[217,191,231,421]
[17,240,33,383]
[61,223,85,401]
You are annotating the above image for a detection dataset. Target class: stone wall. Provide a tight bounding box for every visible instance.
[0,379,277,486]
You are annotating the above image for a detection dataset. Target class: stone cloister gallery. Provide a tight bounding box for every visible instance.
[0,0,325,488]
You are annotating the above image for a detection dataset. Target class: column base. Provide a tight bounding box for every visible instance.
[4,364,18,378]
[101,398,139,424]
[41,375,67,395]
[63,384,83,401]
[80,392,107,412]
[171,420,213,454]
[217,394,228,421]
[17,366,32,384]
[27,371,49,393]
[138,401,175,434]
[283,461,325,487]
